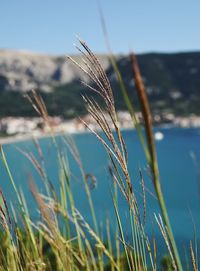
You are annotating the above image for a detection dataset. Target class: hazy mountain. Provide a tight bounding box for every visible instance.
[0,49,110,92]
[0,49,200,118]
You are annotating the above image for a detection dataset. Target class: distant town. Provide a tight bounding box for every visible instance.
[1,111,200,144]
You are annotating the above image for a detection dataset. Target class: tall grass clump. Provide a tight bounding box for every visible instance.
[0,39,198,270]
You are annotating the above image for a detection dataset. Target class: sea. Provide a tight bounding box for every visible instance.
[1,127,200,261]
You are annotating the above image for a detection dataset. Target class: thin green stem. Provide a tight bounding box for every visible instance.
[130,53,183,271]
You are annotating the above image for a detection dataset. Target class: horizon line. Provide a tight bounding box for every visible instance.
[1,47,200,56]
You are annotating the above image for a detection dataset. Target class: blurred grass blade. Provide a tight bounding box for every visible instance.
[130,53,183,271]
[99,5,150,160]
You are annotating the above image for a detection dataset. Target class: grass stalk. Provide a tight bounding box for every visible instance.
[130,53,183,271]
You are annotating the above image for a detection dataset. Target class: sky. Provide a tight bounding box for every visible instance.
[1,0,200,55]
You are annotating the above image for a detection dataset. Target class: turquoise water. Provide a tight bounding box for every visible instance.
[1,127,200,259]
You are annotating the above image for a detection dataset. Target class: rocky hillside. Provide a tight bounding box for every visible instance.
[0,49,200,118]
[0,49,110,92]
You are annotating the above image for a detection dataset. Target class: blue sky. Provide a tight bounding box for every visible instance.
[1,0,200,55]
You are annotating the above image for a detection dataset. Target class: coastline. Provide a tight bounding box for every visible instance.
[0,122,199,146]
[0,133,49,145]
[0,128,94,145]
[2,112,200,145]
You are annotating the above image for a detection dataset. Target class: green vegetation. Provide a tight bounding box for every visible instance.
[0,41,198,270]
[1,52,200,118]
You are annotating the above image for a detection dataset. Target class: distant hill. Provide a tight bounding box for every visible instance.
[0,49,200,118]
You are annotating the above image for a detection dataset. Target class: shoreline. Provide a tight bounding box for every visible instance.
[2,112,200,145]
[0,123,199,146]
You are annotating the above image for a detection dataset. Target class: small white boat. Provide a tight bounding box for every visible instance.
[154,131,164,141]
